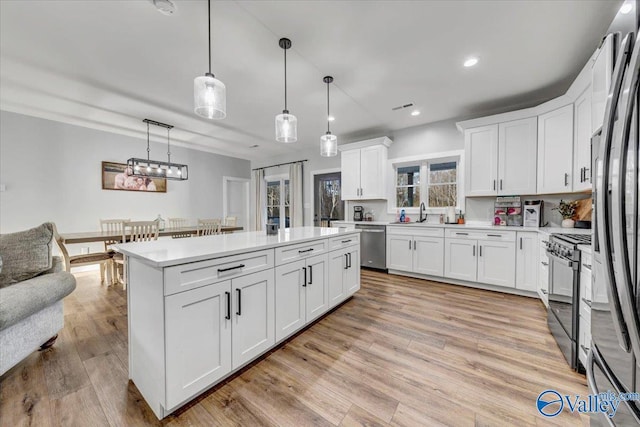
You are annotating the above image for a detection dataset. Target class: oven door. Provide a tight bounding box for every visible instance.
[547,250,579,369]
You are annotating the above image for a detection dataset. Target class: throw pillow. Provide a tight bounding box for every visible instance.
[0,223,54,287]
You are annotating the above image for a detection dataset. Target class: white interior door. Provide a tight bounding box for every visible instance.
[223,177,249,229]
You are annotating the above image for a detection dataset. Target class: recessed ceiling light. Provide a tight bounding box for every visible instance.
[464,57,479,67]
[328,116,335,122]
[152,0,177,15]
[411,110,420,116]
[620,1,633,14]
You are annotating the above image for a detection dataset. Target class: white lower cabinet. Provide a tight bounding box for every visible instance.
[444,238,477,282]
[165,280,232,409]
[413,236,445,276]
[578,252,592,367]
[515,232,539,292]
[387,227,444,276]
[387,234,413,271]
[328,245,360,307]
[274,254,328,342]
[538,234,550,306]
[477,240,516,287]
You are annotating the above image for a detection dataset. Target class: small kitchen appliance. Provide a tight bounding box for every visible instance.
[494,196,522,226]
[353,206,364,221]
[523,200,543,228]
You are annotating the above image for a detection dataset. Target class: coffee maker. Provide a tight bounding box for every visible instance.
[523,200,543,228]
[353,206,364,221]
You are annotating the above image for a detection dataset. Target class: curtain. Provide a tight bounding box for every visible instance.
[252,169,265,231]
[289,162,304,227]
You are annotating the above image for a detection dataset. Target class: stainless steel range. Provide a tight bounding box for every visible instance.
[546,233,591,371]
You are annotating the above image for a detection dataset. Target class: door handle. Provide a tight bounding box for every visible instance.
[493,180,496,191]
[564,173,569,186]
[472,245,476,256]
[584,167,590,182]
[302,267,307,287]
[409,240,412,250]
[519,237,523,250]
[499,179,503,190]
[225,291,231,320]
[308,264,313,285]
[236,288,241,316]
[479,245,482,257]
[344,254,348,270]
[413,240,416,250]
[347,253,352,268]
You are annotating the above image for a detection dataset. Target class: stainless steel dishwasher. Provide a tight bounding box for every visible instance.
[355,224,386,270]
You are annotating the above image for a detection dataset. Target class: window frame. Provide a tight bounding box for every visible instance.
[264,173,290,229]
[389,151,464,215]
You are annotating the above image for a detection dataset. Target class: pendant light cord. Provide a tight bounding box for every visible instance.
[146,121,150,162]
[284,47,288,112]
[167,127,171,164]
[208,0,212,74]
[326,81,330,133]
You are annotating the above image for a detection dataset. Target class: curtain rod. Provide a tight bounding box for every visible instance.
[252,159,308,171]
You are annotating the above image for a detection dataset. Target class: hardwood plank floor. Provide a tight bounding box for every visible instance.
[0,269,588,426]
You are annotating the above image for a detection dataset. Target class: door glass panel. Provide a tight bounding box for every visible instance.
[314,172,343,226]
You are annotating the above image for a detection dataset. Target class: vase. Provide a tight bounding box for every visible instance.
[561,219,575,228]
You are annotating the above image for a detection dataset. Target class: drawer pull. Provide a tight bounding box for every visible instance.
[487,234,502,237]
[541,289,548,295]
[541,240,549,245]
[298,248,314,254]
[582,263,592,270]
[236,288,242,316]
[582,297,592,307]
[580,344,590,354]
[456,232,469,236]
[341,239,352,244]
[218,264,245,273]
[225,291,231,320]
[541,261,549,266]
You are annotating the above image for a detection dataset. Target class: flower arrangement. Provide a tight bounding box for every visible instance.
[553,199,579,220]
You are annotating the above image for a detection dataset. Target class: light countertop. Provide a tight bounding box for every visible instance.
[115,227,359,268]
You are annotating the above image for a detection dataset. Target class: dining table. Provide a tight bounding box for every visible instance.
[61,226,244,244]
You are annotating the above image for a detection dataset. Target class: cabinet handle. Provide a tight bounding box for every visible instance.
[487,234,502,237]
[344,254,349,269]
[473,245,476,256]
[541,289,548,294]
[413,240,416,250]
[348,253,352,268]
[541,240,549,245]
[308,265,313,285]
[580,344,591,354]
[582,297,592,307]
[541,261,549,266]
[500,179,503,190]
[218,264,245,273]
[520,237,523,250]
[236,288,242,316]
[493,180,496,190]
[564,173,569,186]
[303,267,307,287]
[584,167,590,182]
[580,167,585,183]
[456,232,469,236]
[479,245,482,257]
[225,291,231,320]
[409,240,412,249]
[298,248,314,254]
[341,239,352,244]
[582,263,592,270]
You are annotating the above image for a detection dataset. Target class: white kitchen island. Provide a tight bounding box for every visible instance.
[115,227,360,419]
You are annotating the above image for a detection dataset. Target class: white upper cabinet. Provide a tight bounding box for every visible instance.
[573,87,593,191]
[591,34,614,134]
[498,117,538,195]
[340,137,391,201]
[464,125,498,196]
[537,104,574,194]
[465,118,537,197]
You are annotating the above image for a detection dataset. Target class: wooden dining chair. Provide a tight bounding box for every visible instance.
[113,220,159,289]
[168,217,192,238]
[100,218,129,283]
[197,219,222,236]
[52,223,113,285]
[224,216,238,227]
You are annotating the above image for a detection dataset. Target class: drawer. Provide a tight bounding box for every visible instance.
[444,229,516,242]
[275,239,328,266]
[164,249,274,296]
[387,226,444,238]
[329,233,360,250]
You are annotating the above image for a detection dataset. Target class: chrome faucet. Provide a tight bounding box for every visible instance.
[418,202,427,222]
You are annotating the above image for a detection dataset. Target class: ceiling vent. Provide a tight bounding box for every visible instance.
[391,102,414,111]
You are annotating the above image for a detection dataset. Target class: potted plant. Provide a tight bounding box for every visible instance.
[553,199,579,228]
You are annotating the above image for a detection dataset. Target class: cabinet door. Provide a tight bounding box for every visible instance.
[413,236,444,276]
[345,247,361,295]
[477,241,516,287]
[444,238,477,281]
[515,233,538,292]
[328,249,347,308]
[498,118,537,195]
[465,125,498,196]
[231,269,275,369]
[591,33,613,134]
[341,149,361,200]
[537,105,574,194]
[165,281,232,408]
[305,254,329,322]
[573,88,593,191]
[359,145,386,199]
[387,234,413,271]
[274,260,306,342]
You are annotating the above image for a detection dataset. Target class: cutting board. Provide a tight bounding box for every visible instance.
[574,198,592,221]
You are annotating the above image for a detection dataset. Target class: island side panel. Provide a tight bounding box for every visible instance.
[127,256,167,419]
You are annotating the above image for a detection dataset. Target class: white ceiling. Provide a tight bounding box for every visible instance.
[0,0,620,161]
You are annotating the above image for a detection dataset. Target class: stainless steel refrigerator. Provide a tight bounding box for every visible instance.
[589,6,640,425]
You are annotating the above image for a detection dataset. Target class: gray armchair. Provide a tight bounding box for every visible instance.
[0,223,77,376]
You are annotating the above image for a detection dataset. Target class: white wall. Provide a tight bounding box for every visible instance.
[0,111,251,235]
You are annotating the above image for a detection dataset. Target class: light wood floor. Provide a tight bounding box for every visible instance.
[1,269,589,427]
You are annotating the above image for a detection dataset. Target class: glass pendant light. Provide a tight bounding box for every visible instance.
[194,0,226,119]
[275,38,297,143]
[320,76,337,157]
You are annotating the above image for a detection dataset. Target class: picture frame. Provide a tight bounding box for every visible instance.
[101,161,167,193]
